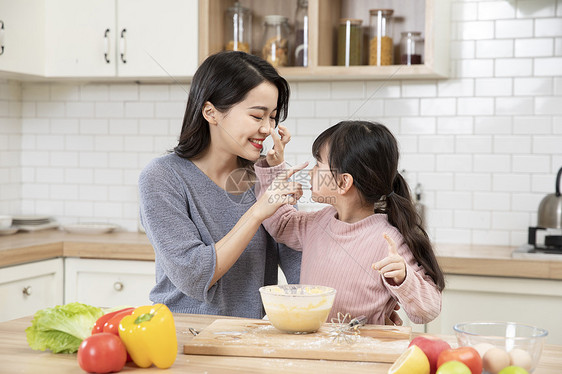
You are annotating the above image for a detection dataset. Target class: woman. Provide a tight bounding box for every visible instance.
[138,51,301,318]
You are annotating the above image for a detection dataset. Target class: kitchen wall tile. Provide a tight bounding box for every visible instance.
[474,192,511,210]
[22,84,50,101]
[437,155,472,172]
[455,173,491,191]
[451,41,476,59]
[475,78,513,96]
[458,21,495,40]
[513,155,551,172]
[555,116,562,133]
[384,99,419,116]
[533,136,562,153]
[365,81,401,98]
[457,59,494,78]
[125,102,154,118]
[348,99,384,118]
[396,135,418,154]
[558,0,562,16]
[295,118,330,136]
[50,151,78,167]
[402,81,437,98]
[496,97,534,115]
[512,192,544,211]
[438,79,474,97]
[474,116,512,134]
[21,183,50,199]
[495,19,534,38]
[109,186,138,202]
[123,170,142,185]
[535,96,562,114]
[420,98,456,116]
[295,82,331,100]
[478,1,516,20]
[35,200,65,216]
[400,154,436,172]
[50,185,78,200]
[314,100,348,118]
[418,173,454,190]
[94,169,124,185]
[50,118,79,134]
[426,209,453,229]
[330,82,365,99]
[289,100,315,118]
[79,185,108,201]
[418,136,454,153]
[555,77,562,95]
[437,117,474,134]
[535,18,562,36]
[435,228,472,244]
[20,135,36,151]
[21,151,49,167]
[94,136,124,152]
[51,85,79,101]
[534,57,562,76]
[95,102,125,118]
[139,85,171,101]
[79,152,108,168]
[513,77,553,95]
[494,136,532,153]
[80,119,108,134]
[492,211,531,230]
[36,135,64,151]
[81,85,109,101]
[155,102,184,119]
[517,0,557,18]
[139,119,169,135]
[169,84,190,101]
[532,173,559,192]
[64,201,94,217]
[515,38,555,58]
[65,168,94,184]
[513,116,551,134]
[109,85,139,101]
[109,119,138,135]
[108,153,138,169]
[556,37,562,55]
[36,168,64,184]
[124,136,154,152]
[37,102,65,118]
[474,154,511,172]
[495,58,533,77]
[458,98,494,115]
[472,230,510,246]
[67,102,95,118]
[65,135,94,151]
[476,40,514,58]
[456,135,492,153]
[21,102,35,118]
[401,117,436,134]
[452,2,477,21]
[455,210,491,229]
[493,174,531,192]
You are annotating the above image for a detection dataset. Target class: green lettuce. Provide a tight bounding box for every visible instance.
[26,302,103,354]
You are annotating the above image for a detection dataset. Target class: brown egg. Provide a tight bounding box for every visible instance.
[482,347,511,374]
[508,348,533,371]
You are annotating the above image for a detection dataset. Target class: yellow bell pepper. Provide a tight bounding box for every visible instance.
[118,304,177,369]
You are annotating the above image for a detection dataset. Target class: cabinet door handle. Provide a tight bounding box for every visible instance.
[22,286,32,296]
[119,28,127,64]
[0,20,5,55]
[113,281,124,291]
[104,28,111,63]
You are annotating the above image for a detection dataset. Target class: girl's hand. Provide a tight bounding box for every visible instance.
[255,162,308,219]
[266,125,291,167]
[372,234,406,286]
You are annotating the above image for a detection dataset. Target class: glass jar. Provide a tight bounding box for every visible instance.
[224,2,252,53]
[369,9,394,66]
[400,31,423,65]
[262,15,290,67]
[294,0,309,67]
[337,18,363,67]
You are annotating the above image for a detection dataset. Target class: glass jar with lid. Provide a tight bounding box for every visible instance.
[261,15,290,67]
[337,18,363,67]
[294,0,309,66]
[400,31,423,65]
[369,9,394,66]
[224,2,252,53]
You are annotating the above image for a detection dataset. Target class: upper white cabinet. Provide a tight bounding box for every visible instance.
[0,0,45,76]
[0,0,198,79]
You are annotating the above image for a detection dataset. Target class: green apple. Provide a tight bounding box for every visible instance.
[498,366,529,374]
[436,361,471,374]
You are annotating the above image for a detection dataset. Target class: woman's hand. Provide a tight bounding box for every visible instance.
[372,234,406,286]
[266,125,291,167]
[255,162,308,220]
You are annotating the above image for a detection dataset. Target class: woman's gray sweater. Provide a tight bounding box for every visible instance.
[138,153,301,318]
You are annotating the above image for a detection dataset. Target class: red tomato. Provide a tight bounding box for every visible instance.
[103,309,134,336]
[437,347,483,374]
[77,333,127,374]
[91,308,134,335]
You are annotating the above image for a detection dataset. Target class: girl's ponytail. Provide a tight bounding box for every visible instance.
[386,174,445,291]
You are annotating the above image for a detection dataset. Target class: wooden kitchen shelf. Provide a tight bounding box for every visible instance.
[198,0,450,81]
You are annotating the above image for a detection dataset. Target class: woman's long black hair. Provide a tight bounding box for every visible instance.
[312,121,445,291]
[174,51,290,168]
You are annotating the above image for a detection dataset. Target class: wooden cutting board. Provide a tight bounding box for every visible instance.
[183,318,411,363]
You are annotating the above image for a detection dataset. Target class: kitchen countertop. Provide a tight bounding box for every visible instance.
[2,229,562,280]
[2,313,561,374]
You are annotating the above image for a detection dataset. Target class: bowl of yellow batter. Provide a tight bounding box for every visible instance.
[259,284,336,334]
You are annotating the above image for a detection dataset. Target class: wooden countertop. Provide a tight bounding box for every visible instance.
[2,313,561,374]
[2,230,562,280]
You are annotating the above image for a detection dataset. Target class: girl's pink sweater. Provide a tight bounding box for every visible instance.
[255,160,441,325]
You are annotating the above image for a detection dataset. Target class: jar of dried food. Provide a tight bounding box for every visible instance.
[369,9,394,66]
[262,15,290,67]
[294,0,309,66]
[400,31,423,65]
[224,2,252,53]
[337,18,363,67]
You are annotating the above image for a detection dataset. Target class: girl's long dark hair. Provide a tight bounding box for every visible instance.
[174,51,290,168]
[312,121,445,291]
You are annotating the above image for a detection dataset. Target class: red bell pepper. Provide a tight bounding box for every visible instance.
[103,308,135,336]
[91,308,134,335]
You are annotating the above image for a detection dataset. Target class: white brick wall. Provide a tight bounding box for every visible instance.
[1,0,561,246]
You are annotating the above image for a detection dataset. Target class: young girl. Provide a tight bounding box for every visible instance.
[254,120,445,325]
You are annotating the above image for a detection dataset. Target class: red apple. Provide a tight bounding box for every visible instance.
[409,336,452,374]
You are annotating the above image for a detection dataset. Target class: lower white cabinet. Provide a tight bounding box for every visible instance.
[426,274,562,345]
[0,258,64,322]
[64,258,155,308]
